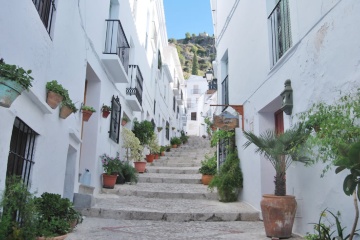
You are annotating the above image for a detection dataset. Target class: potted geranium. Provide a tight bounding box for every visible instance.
[243,123,310,238]
[81,105,96,122]
[121,128,146,173]
[101,104,111,118]
[45,80,69,109]
[0,58,33,108]
[100,154,122,188]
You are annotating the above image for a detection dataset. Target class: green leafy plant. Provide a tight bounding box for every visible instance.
[160,146,166,153]
[81,105,96,112]
[305,209,359,240]
[180,130,189,144]
[122,115,130,122]
[0,58,33,90]
[101,104,111,112]
[100,154,122,175]
[61,99,78,113]
[170,137,181,145]
[204,117,213,138]
[132,120,154,146]
[243,124,310,196]
[46,80,69,99]
[199,153,217,175]
[208,151,243,202]
[157,127,163,132]
[148,134,160,154]
[122,128,144,162]
[211,129,235,147]
[121,161,138,183]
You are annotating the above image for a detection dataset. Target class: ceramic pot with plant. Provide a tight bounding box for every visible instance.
[147,134,160,162]
[101,104,111,118]
[45,80,69,109]
[100,154,122,189]
[243,123,310,238]
[199,153,217,185]
[160,146,166,156]
[121,128,146,173]
[121,115,130,126]
[170,137,181,148]
[59,99,78,119]
[0,58,33,108]
[81,105,96,122]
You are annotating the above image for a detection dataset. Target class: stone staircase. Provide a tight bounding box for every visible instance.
[81,136,259,222]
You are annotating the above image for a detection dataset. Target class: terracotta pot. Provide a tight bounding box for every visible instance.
[121,120,127,126]
[201,174,214,185]
[172,144,177,148]
[46,91,63,109]
[102,173,117,189]
[102,110,110,118]
[82,110,93,122]
[36,234,67,240]
[161,151,165,156]
[146,154,155,163]
[261,194,297,238]
[0,78,25,108]
[59,105,73,119]
[154,154,159,159]
[134,161,146,173]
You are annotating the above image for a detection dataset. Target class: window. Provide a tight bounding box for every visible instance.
[268,0,292,66]
[192,85,200,94]
[158,50,162,70]
[166,121,170,140]
[191,112,197,121]
[109,96,121,143]
[153,100,156,115]
[7,118,38,187]
[173,96,176,112]
[221,75,229,110]
[32,0,56,35]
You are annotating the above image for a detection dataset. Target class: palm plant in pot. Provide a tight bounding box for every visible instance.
[121,128,146,173]
[0,58,34,108]
[243,123,310,238]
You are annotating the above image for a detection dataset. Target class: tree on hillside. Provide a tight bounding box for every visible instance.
[191,45,198,54]
[185,32,191,39]
[168,38,177,44]
[192,53,199,75]
[192,33,196,38]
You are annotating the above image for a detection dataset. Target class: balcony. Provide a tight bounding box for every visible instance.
[176,90,183,105]
[126,65,143,111]
[102,19,130,84]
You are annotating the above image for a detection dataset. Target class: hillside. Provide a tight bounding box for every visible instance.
[169,33,215,79]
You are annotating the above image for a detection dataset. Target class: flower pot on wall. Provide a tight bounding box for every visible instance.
[0,78,25,108]
[102,173,117,189]
[121,120,127,126]
[102,110,110,118]
[134,161,146,173]
[82,110,93,122]
[46,90,63,109]
[261,194,297,238]
[59,105,73,119]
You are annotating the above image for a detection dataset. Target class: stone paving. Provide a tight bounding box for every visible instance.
[70,136,304,239]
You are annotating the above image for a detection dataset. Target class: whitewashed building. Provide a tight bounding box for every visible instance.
[211,0,360,236]
[0,0,184,201]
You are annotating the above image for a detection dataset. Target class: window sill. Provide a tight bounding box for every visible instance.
[268,41,301,77]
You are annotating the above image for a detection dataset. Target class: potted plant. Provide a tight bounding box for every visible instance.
[122,115,130,126]
[165,145,171,152]
[147,134,160,162]
[121,128,146,173]
[45,80,69,109]
[199,153,217,185]
[101,104,111,118]
[160,146,166,156]
[100,154,122,189]
[81,105,96,122]
[170,137,181,148]
[0,58,33,108]
[180,131,189,144]
[157,126,163,132]
[242,123,310,238]
[59,99,78,119]
[120,161,138,183]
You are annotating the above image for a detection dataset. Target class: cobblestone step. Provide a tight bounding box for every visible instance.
[146,166,199,174]
[138,173,201,184]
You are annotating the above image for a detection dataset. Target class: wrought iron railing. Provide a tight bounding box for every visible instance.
[221,75,229,110]
[104,20,130,74]
[126,65,143,105]
[32,0,56,35]
[268,0,292,66]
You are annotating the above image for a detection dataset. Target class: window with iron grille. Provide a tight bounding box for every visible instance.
[173,96,176,112]
[166,121,170,140]
[268,0,292,67]
[191,112,197,121]
[7,117,38,187]
[32,0,56,35]
[109,96,121,143]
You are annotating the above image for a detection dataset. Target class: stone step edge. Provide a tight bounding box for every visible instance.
[101,190,218,200]
[81,208,260,222]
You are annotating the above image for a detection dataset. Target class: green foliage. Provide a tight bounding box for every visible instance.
[305,209,359,240]
[0,176,38,240]
[168,38,177,44]
[122,115,130,122]
[121,128,144,161]
[102,104,111,111]
[81,105,96,112]
[170,137,181,145]
[243,124,310,196]
[61,99,78,113]
[210,129,234,147]
[121,161,138,183]
[133,120,155,146]
[185,32,191,39]
[46,80,69,98]
[191,45,198,54]
[100,154,122,175]
[192,53,199,75]
[208,151,243,202]
[180,130,189,144]
[148,134,160,154]
[199,153,217,175]
[0,58,33,90]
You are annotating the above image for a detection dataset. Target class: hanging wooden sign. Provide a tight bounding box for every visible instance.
[213,111,239,130]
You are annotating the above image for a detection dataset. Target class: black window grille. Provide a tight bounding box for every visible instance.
[177,106,179,114]
[173,96,176,112]
[221,75,229,111]
[109,96,121,143]
[104,20,130,74]
[208,78,218,90]
[126,65,143,106]
[7,118,38,187]
[158,50,162,70]
[151,119,156,130]
[166,121,170,140]
[218,131,235,167]
[191,112,197,121]
[268,0,292,66]
[32,0,56,35]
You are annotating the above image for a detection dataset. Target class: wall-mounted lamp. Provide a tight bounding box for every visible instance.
[204,69,214,83]
[280,79,293,115]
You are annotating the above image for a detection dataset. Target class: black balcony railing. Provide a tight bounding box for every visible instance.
[222,75,229,110]
[32,0,56,35]
[126,65,143,106]
[104,20,130,74]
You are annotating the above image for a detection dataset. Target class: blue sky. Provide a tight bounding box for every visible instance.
[163,0,214,40]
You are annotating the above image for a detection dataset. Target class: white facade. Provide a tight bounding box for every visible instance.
[0,0,184,198]
[211,0,360,236]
